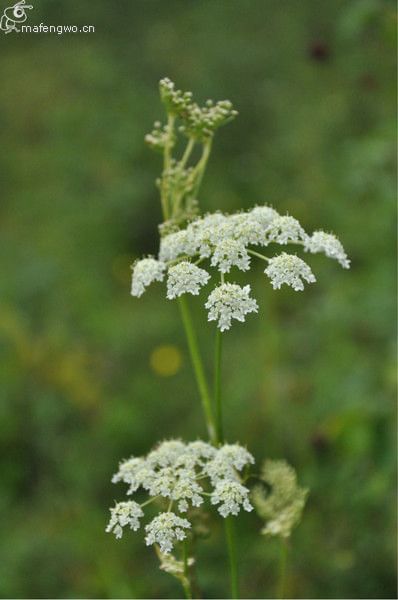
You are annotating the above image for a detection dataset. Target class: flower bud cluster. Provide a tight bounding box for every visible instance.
[107,439,254,553]
[145,121,173,153]
[157,78,237,141]
[158,548,195,589]
[179,99,238,141]
[159,78,194,116]
[251,460,308,539]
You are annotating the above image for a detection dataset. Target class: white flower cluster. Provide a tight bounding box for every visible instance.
[205,283,258,332]
[130,205,350,330]
[131,258,166,298]
[105,500,144,539]
[211,480,253,518]
[264,253,316,291]
[145,512,191,554]
[107,439,254,553]
[304,231,350,269]
[266,215,307,245]
[166,261,210,299]
[211,239,250,273]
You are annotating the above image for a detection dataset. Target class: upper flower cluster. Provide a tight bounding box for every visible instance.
[130,205,350,331]
[145,78,238,231]
[107,439,254,553]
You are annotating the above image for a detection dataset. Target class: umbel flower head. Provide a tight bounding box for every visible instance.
[131,257,166,298]
[131,204,350,331]
[251,460,308,539]
[145,512,191,554]
[265,253,316,291]
[166,261,210,299]
[107,439,254,553]
[304,230,350,269]
[205,283,258,332]
[106,500,144,539]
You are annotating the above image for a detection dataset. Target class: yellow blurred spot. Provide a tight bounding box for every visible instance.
[150,345,182,377]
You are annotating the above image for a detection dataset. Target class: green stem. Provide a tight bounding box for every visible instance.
[277,540,288,599]
[182,539,193,599]
[247,248,270,262]
[180,138,195,168]
[164,114,175,171]
[214,322,239,598]
[214,327,224,444]
[191,139,212,197]
[160,114,175,220]
[178,295,217,444]
[224,518,239,599]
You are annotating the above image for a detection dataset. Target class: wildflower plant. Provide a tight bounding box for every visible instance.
[107,78,350,598]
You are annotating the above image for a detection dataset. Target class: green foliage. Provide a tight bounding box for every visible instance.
[0,0,396,598]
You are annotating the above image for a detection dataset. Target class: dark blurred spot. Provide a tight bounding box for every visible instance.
[311,431,330,455]
[309,41,331,62]
[359,73,378,91]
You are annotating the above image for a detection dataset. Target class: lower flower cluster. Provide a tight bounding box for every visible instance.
[107,440,254,553]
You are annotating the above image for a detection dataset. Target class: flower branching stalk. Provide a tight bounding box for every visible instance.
[146,77,237,234]
[147,79,243,596]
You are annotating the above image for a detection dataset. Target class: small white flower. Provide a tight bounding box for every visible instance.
[172,473,204,510]
[189,212,228,258]
[249,205,279,228]
[146,466,176,498]
[186,440,217,463]
[147,440,187,468]
[211,480,253,517]
[145,512,191,554]
[266,215,307,245]
[211,239,250,273]
[227,213,266,246]
[111,456,146,492]
[216,444,255,472]
[205,444,255,484]
[106,501,144,539]
[205,283,258,331]
[166,261,210,299]
[304,230,350,269]
[265,253,316,291]
[131,258,166,297]
[158,230,197,262]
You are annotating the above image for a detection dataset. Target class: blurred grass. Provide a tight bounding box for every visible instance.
[0,0,396,598]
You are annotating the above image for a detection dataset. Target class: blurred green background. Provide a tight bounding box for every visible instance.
[0,0,396,598]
